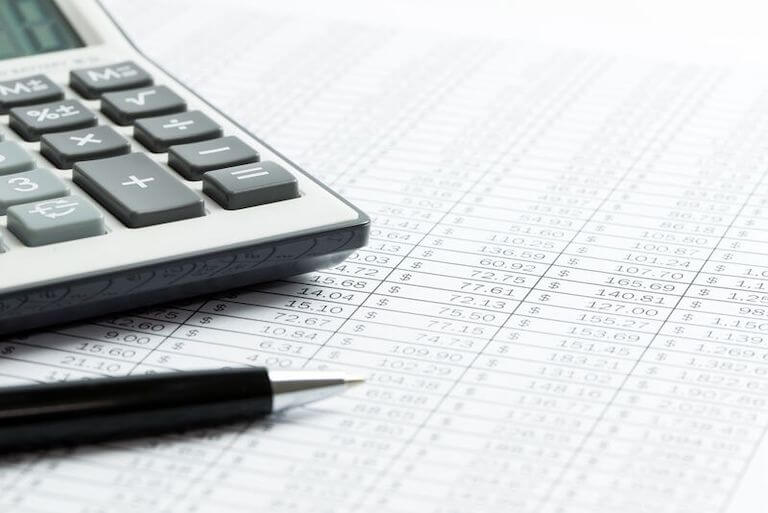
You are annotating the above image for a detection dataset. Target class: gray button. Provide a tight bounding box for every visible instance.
[41,125,131,169]
[7,195,104,247]
[134,110,223,153]
[0,74,63,114]
[70,61,153,99]
[9,99,97,141]
[73,152,204,228]
[204,161,299,210]
[0,168,69,214]
[101,85,186,126]
[168,136,260,181]
[0,141,35,176]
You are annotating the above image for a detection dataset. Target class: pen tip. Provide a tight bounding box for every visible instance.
[344,375,366,388]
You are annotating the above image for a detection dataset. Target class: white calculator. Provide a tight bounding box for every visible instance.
[0,0,369,335]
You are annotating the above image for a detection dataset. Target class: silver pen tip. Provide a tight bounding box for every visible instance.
[344,375,366,388]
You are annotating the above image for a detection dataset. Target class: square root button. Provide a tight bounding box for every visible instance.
[204,161,299,210]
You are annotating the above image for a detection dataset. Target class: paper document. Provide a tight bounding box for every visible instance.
[2,1,768,511]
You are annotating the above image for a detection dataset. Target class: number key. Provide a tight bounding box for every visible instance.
[0,169,69,214]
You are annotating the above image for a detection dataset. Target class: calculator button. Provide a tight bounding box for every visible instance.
[134,111,223,153]
[203,161,299,210]
[41,126,131,169]
[168,136,260,180]
[0,169,69,214]
[70,61,153,99]
[101,85,186,126]
[9,99,97,142]
[0,141,35,176]
[7,195,104,247]
[0,75,63,114]
[73,153,204,228]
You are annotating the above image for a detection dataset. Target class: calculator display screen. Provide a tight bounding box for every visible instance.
[0,0,84,60]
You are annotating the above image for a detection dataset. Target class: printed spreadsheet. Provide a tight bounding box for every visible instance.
[2,1,768,512]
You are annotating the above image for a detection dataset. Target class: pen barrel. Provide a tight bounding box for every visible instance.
[0,368,273,453]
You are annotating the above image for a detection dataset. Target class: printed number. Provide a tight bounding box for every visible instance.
[8,176,39,193]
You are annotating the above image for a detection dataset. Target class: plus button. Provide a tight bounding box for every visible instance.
[121,175,155,189]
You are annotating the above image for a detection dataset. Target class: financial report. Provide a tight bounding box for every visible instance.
[1,1,768,512]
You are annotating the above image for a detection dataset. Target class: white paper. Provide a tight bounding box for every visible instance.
[2,1,768,511]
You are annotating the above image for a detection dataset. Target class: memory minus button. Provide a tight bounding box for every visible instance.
[74,153,204,228]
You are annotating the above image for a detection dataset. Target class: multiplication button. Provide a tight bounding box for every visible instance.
[134,111,222,152]
[73,153,204,228]
[41,126,131,168]
[9,99,97,141]
[168,136,260,180]
[204,161,299,210]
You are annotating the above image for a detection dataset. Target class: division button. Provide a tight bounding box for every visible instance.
[73,152,204,228]
[0,74,63,114]
[204,161,299,210]
[9,99,97,141]
[168,136,260,180]
[0,168,69,214]
[0,141,35,176]
[70,61,153,99]
[101,85,186,126]
[41,125,131,169]
[134,110,223,153]
[7,195,105,247]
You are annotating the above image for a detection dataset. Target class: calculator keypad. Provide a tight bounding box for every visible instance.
[204,161,299,210]
[0,62,297,248]
[0,168,69,215]
[41,126,131,169]
[7,195,104,247]
[0,75,63,114]
[10,99,97,141]
[134,111,222,153]
[169,136,260,180]
[0,141,35,175]
[73,153,205,228]
[101,85,186,126]
[69,61,153,99]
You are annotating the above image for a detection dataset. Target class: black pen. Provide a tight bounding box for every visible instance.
[0,368,363,453]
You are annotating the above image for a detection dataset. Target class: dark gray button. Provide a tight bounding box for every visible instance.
[0,74,63,114]
[0,141,35,176]
[70,61,153,99]
[7,195,104,247]
[73,152,204,228]
[134,111,222,153]
[9,99,97,141]
[101,85,186,126]
[204,161,299,210]
[168,136,259,180]
[41,126,131,169]
[0,168,69,214]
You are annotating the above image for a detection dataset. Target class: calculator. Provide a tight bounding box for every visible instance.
[0,0,369,335]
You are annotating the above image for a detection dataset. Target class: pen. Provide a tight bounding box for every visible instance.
[0,368,363,453]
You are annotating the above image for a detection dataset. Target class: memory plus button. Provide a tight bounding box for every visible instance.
[0,75,63,114]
